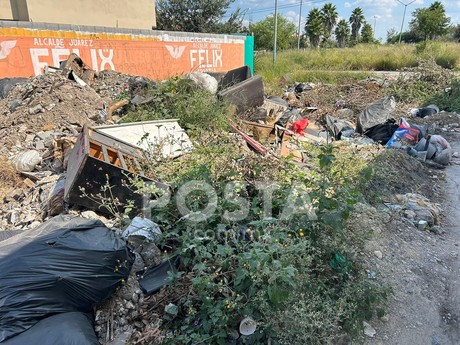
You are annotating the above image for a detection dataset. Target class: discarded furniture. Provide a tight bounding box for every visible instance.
[218,65,252,91]
[218,76,264,114]
[64,125,161,215]
[94,120,193,158]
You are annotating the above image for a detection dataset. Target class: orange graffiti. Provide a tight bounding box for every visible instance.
[0,28,245,80]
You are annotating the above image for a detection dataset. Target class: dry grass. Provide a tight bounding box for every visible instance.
[256,42,460,93]
[0,156,21,200]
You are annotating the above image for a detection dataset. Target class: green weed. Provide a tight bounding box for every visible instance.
[121,78,229,134]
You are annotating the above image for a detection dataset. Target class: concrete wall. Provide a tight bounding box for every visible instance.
[0,21,252,80]
[0,1,14,20]
[1,0,156,29]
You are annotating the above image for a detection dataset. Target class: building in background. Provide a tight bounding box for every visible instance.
[0,0,156,29]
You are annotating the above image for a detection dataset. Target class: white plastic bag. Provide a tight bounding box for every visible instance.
[13,150,41,172]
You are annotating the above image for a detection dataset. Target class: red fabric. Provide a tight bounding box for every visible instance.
[292,119,309,135]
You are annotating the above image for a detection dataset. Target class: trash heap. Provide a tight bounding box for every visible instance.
[0,55,193,345]
[0,55,458,345]
[223,73,454,168]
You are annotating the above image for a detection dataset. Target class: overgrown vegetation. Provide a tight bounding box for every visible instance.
[128,136,390,344]
[387,58,460,113]
[115,62,454,343]
[255,42,460,93]
[121,78,229,134]
[110,54,452,342]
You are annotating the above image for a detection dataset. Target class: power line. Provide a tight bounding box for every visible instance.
[248,0,326,15]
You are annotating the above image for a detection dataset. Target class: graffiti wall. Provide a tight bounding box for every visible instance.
[0,26,248,80]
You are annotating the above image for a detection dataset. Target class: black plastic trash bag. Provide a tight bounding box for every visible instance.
[357,96,396,134]
[364,119,399,145]
[2,312,98,345]
[325,115,355,140]
[0,215,134,342]
[138,259,177,296]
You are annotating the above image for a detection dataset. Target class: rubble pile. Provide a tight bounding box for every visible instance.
[0,73,101,150]
[0,56,459,344]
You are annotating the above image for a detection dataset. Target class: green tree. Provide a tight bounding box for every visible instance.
[321,3,338,39]
[305,8,324,48]
[335,19,350,48]
[349,7,365,42]
[409,1,450,40]
[453,24,460,42]
[361,22,374,43]
[156,0,243,33]
[250,15,296,50]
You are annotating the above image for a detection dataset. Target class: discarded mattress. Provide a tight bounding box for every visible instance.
[94,120,193,158]
[0,215,134,342]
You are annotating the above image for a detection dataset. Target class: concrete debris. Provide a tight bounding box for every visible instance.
[396,193,440,226]
[363,321,377,338]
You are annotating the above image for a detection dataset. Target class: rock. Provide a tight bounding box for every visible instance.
[374,250,383,259]
[363,321,376,338]
[7,210,19,225]
[404,209,416,220]
[28,104,44,114]
[130,310,139,319]
[125,301,135,310]
[417,220,428,230]
[35,131,55,148]
[430,225,444,235]
[381,314,389,322]
[80,210,114,227]
[132,293,139,304]
[397,193,440,226]
[34,139,45,150]
[164,303,178,316]
[9,99,21,112]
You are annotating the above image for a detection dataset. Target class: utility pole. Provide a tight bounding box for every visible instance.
[297,0,303,50]
[396,0,416,44]
[273,0,278,64]
[373,15,377,34]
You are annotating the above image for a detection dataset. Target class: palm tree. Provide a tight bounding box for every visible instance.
[321,3,338,39]
[349,7,365,42]
[335,19,350,48]
[305,8,324,48]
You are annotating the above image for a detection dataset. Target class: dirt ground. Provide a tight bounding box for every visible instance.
[361,133,460,345]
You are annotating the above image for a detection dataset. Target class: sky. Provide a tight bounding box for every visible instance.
[227,0,460,42]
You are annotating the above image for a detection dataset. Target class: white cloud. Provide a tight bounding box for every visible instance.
[345,2,351,8]
[285,10,300,25]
